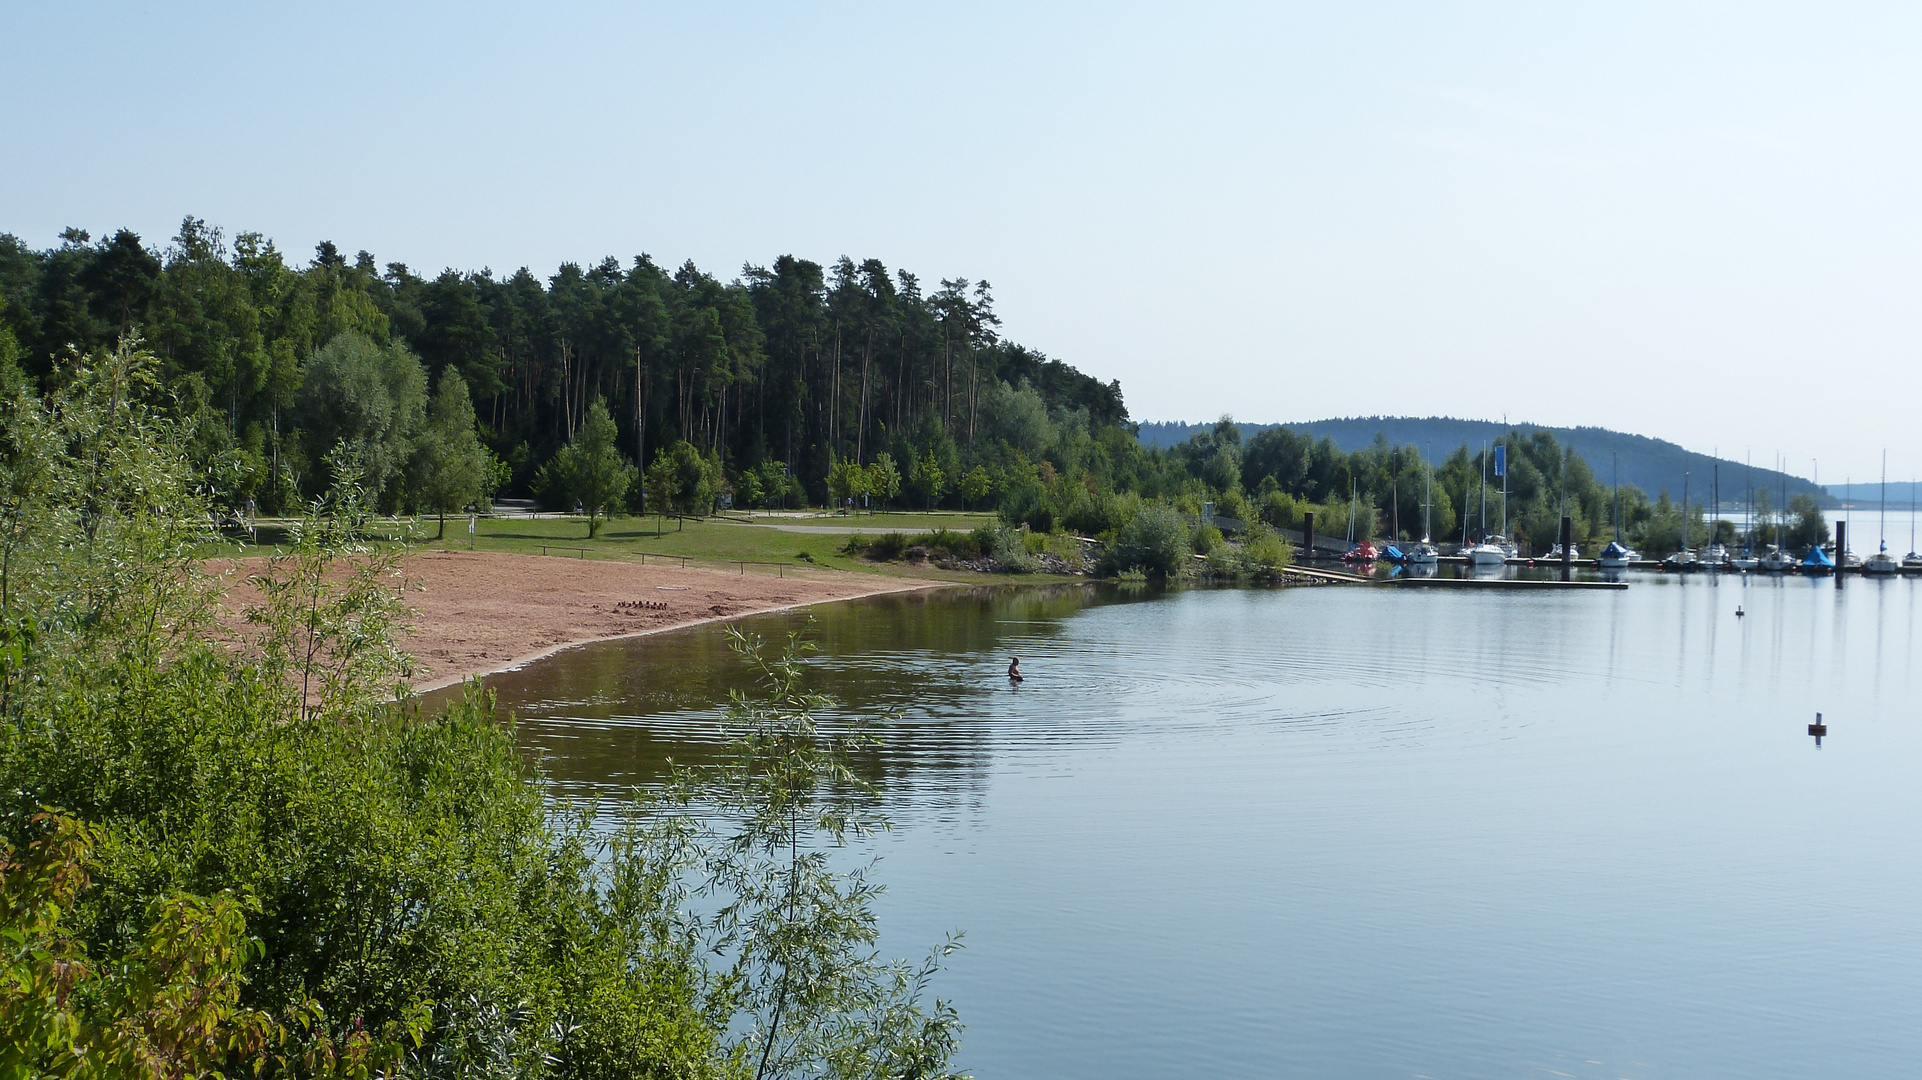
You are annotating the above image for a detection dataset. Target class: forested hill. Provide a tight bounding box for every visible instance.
[0,219,1127,512]
[1139,417,1829,507]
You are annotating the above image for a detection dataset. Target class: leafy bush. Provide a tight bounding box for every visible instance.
[1242,526,1295,572]
[989,525,1036,573]
[845,531,912,561]
[1193,521,1224,556]
[1104,503,1192,578]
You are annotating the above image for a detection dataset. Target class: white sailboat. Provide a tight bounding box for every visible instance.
[1759,455,1794,572]
[1662,471,1700,571]
[1408,444,1439,565]
[1465,442,1507,566]
[1865,452,1899,576]
[1905,478,1922,572]
[1732,453,1759,571]
[1599,452,1637,568]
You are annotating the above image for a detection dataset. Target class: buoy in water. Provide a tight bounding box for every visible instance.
[1809,711,1827,738]
[1736,605,1745,618]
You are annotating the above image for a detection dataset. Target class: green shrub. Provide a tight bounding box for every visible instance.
[867,531,911,560]
[1104,504,1192,578]
[1243,527,1295,572]
[989,525,1036,573]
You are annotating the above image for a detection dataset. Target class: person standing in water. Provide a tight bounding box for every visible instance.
[1008,657,1023,682]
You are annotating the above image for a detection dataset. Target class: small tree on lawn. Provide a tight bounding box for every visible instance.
[827,457,868,513]
[647,440,720,518]
[867,453,902,513]
[412,369,497,539]
[550,397,635,537]
[914,449,946,512]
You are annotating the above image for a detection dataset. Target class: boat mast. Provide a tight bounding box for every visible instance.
[1479,442,1488,543]
[1779,457,1786,552]
[1681,471,1691,555]
[1463,464,1473,549]
[1880,451,1888,553]
[1612,451,1621,543]
[1500,439,1508,541]
[1711,457,1719,550]
[1423,443,1433,543]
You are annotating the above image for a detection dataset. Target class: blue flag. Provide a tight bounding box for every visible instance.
[1494,445,1506,478]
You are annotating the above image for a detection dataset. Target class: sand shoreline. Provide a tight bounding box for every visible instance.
[389,551,952,692]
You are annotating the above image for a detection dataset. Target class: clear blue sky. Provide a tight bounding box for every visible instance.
[5,2,1919,482]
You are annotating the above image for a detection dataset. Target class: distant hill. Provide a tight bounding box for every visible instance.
[1826,481,1922,510]
[1137,416,1830,508]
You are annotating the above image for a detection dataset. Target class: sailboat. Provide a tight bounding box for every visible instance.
[1598,451,1637,568]
[1759,454,1793,572]
[1408,445,1440,565]
[1662,471,1701,571]
[1905,478,1922,572]
[1701,460,1729,569]
[1341,477,1378,564]
[1731,453,1759,571]
[1465,443,1507,567]
[1801,543,1835,576]
[1838,476,1863,571]
[1545,447,1580,560]
[1865,452,1899,576]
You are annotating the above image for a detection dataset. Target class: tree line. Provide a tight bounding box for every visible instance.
[0,218,1127,523]
[0,218,1830,566]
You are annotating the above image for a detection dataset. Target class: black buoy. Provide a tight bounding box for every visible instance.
[1736,605,1745,618]
[1809,711,1827,744]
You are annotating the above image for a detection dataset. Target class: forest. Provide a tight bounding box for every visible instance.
[0,219,1823,565]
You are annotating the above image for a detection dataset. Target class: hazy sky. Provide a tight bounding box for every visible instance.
[6,3,1919,482]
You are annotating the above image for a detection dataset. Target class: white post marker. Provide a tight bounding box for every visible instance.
[468,513,477,549]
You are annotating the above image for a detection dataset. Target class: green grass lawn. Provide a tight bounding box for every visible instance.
[197,509,1075,582]
[421,512,1030,581]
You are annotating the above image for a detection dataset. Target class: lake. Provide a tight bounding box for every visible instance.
[457,572,1922,1079]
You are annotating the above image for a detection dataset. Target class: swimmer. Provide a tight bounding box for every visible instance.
[1008,657,1024,682]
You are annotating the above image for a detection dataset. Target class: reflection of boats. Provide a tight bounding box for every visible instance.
[1801,546,1834,576]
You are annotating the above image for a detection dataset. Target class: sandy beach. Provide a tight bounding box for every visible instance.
[400,551,949,690]
[216,550,949,692]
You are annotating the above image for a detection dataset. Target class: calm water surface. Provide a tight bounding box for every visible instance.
[462,573,1922,1079]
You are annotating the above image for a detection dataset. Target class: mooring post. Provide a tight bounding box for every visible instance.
[1836,520,1847,581]
[1304,511,1315,562]
[1560,515,1573,581]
